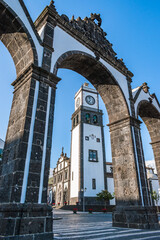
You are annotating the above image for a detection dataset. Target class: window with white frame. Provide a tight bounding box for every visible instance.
[89,150,98,162]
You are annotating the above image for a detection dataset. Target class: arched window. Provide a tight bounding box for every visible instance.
[73,118,75,127]
[93,115,98,124]
[86,113,90,123]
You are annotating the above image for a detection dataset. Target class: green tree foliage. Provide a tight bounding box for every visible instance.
[151,190,159,212]
[96,190,114,208]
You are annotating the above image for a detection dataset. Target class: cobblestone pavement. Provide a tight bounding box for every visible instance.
[53,209,160,240]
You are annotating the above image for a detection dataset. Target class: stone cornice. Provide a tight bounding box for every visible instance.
[12,64,61,92]
[108,116,142,130]
[150,140,160,146]
[34,7,57,32]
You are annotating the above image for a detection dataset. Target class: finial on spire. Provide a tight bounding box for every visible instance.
[142,82,149,93]
[61,147,64,156]
[49,0,57,12]
[50,0,54,5]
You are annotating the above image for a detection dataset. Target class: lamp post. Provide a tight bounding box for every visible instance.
[81,187,87,212]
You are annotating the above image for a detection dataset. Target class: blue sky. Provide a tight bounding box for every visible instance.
[0,0,160,168]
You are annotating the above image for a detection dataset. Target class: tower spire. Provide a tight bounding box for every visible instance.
[61,147,64,157]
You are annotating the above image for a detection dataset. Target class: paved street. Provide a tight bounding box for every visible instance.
[53,209,160,240]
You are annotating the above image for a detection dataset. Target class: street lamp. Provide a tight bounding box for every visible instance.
[81,187,87,212]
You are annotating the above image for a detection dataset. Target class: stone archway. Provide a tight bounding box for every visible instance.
[54,51,157,228]
[0,0,159,238]
[137,100,160,185]
[0,1,58,239]
[0,1,38,76]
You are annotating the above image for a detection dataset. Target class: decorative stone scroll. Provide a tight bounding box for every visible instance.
[60,12,128,71]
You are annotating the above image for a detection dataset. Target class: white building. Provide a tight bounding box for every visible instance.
[70,83,106,205]
[106,162,115,205]
[0,138,4,161]
[146,160,160,206]
[105,160,160,206]
[52,149,70,206]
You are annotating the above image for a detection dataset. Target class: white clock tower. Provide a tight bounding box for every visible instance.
[70,83,106,205]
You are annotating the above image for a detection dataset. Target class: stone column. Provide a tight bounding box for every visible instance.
[144,118,160,186]
[151,140,160,185]
[0,64,60,239]
[109,116,159,229]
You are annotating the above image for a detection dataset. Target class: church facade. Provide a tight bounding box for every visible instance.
[52,149,70,206]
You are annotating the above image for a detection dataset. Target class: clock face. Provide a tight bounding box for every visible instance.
[76,97,80,107]
[85,95,95,105]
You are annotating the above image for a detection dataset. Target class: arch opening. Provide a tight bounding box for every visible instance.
[55,51,130,124]
[0,2,38,76]
[0,41,16,149]
[137,101,160,143]
[52,51,142,206]
[137,100,160,190]
[51,68,114,207]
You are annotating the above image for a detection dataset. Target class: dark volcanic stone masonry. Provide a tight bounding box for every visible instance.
[0,204,53,240]
[0,0,160,238]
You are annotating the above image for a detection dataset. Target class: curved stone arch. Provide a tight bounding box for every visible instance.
[0,0,39,76]
[137,99,160,185]
[53,50,147,209]
[134,85,160,118]
[137,99,160,121]
[54,50,130,123]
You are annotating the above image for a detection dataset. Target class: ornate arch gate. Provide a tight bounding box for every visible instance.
[0,0,159,239]
[134,83,160,187]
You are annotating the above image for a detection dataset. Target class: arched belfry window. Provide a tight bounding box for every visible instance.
[93,115,98,124]
[76,114,79,124]
[73,118,75,127]
[86,113,90,123]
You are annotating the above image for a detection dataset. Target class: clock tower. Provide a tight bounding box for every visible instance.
[70,83,106,205]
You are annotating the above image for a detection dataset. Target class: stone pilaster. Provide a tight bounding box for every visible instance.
[109,116,159,229]
[151,140,160,186]
[35,3,57,72]
[0,64,60,239]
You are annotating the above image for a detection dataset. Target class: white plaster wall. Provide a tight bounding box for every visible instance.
[106,164,112,173]
[100,58,131,114]
[0,139,4,149]
[134,90,160,118]
[107,177,115,205]
[65,161,68,167]
[38,23,46,41]
[64,182,68,190]
[82,91,98,109]
[75,86,98,111]
[4,0,43,66]
[75,90,82,111]
[83,124,105,197]
[51,26,94,71]
[70,125,80,198]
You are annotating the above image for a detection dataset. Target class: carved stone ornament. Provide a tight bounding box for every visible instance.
[49,0,57,12]
[69,14,117,58]
[45,3,132,75]
[90,13,102,27]
[142,82,149,93]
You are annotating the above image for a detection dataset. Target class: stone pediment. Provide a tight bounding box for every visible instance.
[59,13,130,75]
[35,1,133,77]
